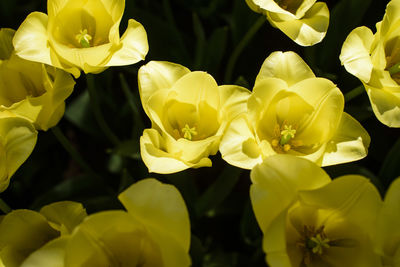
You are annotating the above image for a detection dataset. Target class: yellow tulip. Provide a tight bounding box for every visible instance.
[250,154,382,267]
[0,201,86,267]
[13,0,149,78]
[246,0,329,46]
[20,178,191,267]
[138,61,250,174]
[0,28,75,131]
[0,113,38,192]
[375,177,400,266]
[220,51,370,169]
[340,0,400,127]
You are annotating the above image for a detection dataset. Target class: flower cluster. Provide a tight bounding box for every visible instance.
[0,0,398,266]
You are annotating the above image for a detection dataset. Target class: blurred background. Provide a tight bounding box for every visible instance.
[0,0,397,266]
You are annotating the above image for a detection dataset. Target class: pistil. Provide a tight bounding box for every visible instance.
[75,29,92,48]
[181,124,197,140]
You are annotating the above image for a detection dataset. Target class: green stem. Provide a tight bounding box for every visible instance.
[52,126,99,178]
[344,85,365,102]
[86,75,120,146]
[0,198,11,214]
[224,16,266,83]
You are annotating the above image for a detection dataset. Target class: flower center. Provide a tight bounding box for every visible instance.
[75,29,92,48]
[297,225,330,265]
[307,234,330,255]
[271,123,302,152]
[274,0,300,13]
[181,124,197,140]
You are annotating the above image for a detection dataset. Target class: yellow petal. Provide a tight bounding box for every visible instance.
[299,175,382,236]
[138,61,190,117]
[140,128,211,174]
[105,19,148,66]
[340,26,375,82]
[171,71,220,111]
[267,2,329,46]
[218,85,251,126]
[293,78,344,146]
[365,83,400,127]
[250,154,331,235]
[0,117,37,192]
[376,177,400,259]
[13,12,52,66]
[220,115,263,169]
[248,77,288,125]
[379,0,400,39]
[119,178,191,252]
[40,201,87,235]
[20,237,68,267]
[255,51,315,87]
[0,210,59,267]
[322,112,370,166]
[0,28,15,60]
[64,210,151,266]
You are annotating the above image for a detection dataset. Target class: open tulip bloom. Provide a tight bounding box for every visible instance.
[16,179,191,267]
[220,51,370,169]
[340,0,400,127]
[0,28,75,131]
[0,201,87,266]
[246,0,329,46]
[250,154,383,267]
[13,0,149,78]
[138,61,250,174]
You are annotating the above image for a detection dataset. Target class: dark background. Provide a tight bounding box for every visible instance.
[0,0,397,266]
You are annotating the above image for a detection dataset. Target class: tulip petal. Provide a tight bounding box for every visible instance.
[20,237,68,267]
[248,77,288,124]
[322,112,370,166]
[171,71,220,110]
[40,201,87,235]
[138,61,190,117]
[0,210,59,267]
[220,115,263,169]
[365,84,400,127]
[255,51,315,87]
[119,178,191,266]
[340,26,375,82]
[119,178,190,251]
[218,85,251,125]
[250,154,331,236]
[267,2,329,46]
[13,12,52,66]
[0,117,37,192]
[140,128,211,174]
[299,175,382,236]
[105,19,148,67]
[376,177,400,258]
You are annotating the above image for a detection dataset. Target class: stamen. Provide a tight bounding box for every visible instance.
[280,125,296,145]
[309,234,330,255]
[181,124,197,140]
[75,29,92,48]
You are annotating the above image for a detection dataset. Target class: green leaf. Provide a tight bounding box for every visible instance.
[64,90,101,138]
[195,165,242,217]
[193,12,206,69]
[379,137,400,188]
[204,26,228,75]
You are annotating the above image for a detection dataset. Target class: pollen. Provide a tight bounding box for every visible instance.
[181,124,197,140]
[75,29,92,48]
